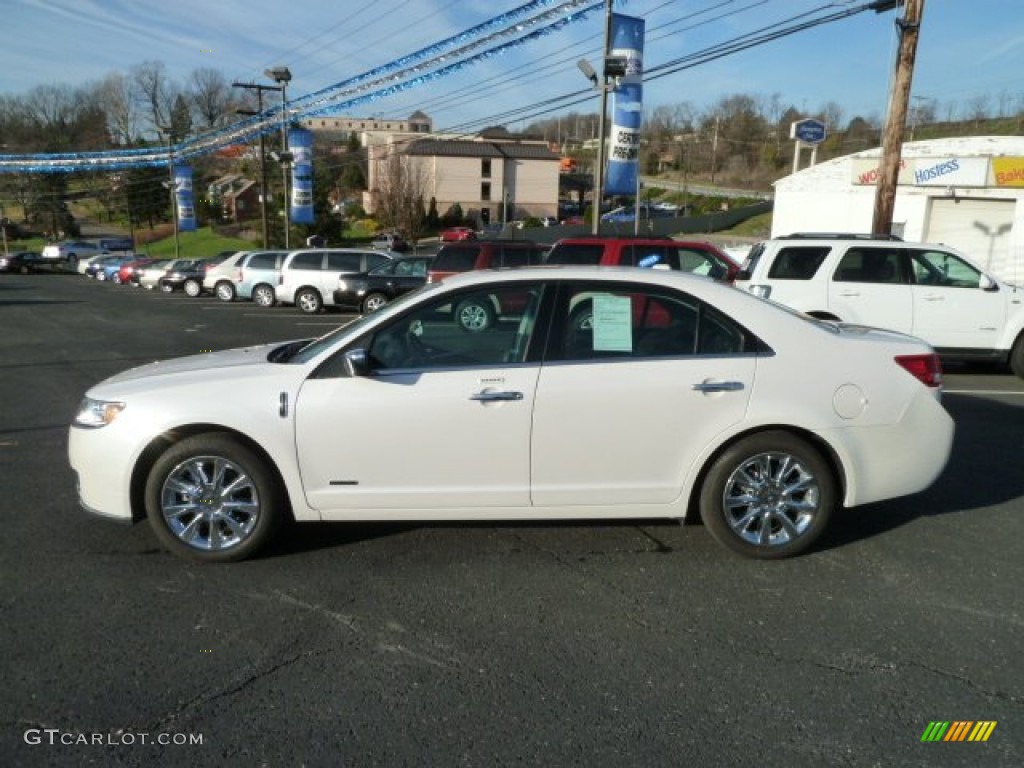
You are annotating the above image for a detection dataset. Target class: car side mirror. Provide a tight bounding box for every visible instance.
[736,268,752,281]
[979,274,997,291]
[343,348,370,377]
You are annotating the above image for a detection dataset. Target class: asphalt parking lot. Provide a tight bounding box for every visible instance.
[2,272,1022,767]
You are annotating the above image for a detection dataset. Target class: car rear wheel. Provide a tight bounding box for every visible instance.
[253,284,276,307]
[215,281,236,302]
[455,298,494,332]
[296,288,322,314]
[112,273,123,285]
[699,431,835,559]
[96,271,107,281]
[362,292,388,313]
[184,279,202,297]
[144,434,284,563]
[1010,334,1024,379]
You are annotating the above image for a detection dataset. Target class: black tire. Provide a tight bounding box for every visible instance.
[700,431,835,560]
[112,272,123,285]
[1010,334,1024,379]
[361,292,388,313]
[96,271,107,281]
[184,278,202,297]
[144,434,284,563]
[160,281,174,293]
[215,281,236,302]
[296,287,322,314]
[253,284,276,308]
[67,255,79,272]
[455,297,495,332]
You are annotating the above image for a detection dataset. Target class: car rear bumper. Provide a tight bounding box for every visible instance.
[821,386,954,508]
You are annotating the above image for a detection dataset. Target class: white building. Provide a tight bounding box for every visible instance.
[772,136,1024,284]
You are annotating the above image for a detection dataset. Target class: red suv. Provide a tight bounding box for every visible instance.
[427,240,548,332]
[545,237,739,282]
[427,240,548,283]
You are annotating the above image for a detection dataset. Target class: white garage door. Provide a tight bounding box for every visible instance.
[925,197,1014,279]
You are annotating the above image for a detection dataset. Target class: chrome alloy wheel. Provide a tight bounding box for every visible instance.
[159,455,260,552]
[721,452,819,548]
[457,302,490,331]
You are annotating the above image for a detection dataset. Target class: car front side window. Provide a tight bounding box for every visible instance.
[365,284,546,372]
[910,250,982,288]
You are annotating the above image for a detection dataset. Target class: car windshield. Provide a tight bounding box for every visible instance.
[281,282,445,364]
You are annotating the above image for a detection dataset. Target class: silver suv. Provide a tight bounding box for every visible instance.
[735,233,1024,377]
[275,248,395,313]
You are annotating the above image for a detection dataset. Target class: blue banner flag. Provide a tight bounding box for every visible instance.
[605,14,645,196]
[289,127,315,225]
[173,164,196,232]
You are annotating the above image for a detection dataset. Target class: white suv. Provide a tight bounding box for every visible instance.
[275,248,395,313]
[735,234,1024,377]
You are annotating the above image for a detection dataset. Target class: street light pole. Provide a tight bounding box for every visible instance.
[156,127,181,260]
[232,81,282,249]
[265,67,293,250]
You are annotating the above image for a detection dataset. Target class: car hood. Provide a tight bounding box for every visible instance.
[99,342,289,386]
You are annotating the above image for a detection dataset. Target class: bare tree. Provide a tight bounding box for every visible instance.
[188,67,232,129]
[132,60,175,134]
[96,73,137,145]
[371,145,429,244]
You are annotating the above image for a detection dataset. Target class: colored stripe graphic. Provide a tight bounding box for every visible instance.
[921,720,996,742]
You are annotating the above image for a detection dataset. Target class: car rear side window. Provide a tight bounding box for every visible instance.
[289,252,323,270]
[247,252,278,269]
[834,248,904,284]
[432,246,480,272]
[364,253,390,271]
[326,252,363,271]
[766,247,830,280]
[500,247,544,269]
[546,243,605,265]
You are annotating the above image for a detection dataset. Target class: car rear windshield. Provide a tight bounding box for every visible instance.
[431,245,480,272]
[546,243,605,265]
[766,246,831,280]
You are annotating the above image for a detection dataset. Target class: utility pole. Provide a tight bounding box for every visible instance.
[872,0,925,235]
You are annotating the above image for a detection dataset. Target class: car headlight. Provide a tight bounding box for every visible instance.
[74,397,126,428]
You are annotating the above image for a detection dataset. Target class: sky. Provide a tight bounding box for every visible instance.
[3,0,1024,137]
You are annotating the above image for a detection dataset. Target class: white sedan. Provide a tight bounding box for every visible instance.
[69,267,954,562]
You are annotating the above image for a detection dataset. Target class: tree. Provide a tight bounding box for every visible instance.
[371,147,430,243]
[188,68,232,130]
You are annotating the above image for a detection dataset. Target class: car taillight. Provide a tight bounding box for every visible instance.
[895,353,943,387]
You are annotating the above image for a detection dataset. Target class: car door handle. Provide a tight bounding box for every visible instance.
[837,290,860,297]
[922,294,945,301]
[470,390,524,402]
[692,381,744,393]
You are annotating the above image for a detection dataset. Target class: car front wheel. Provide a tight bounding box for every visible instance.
[699,431,835,559]
[296,288,322,314]
[215,281,236,302]
[362,292,388,313]
[160,282,174,293]
[184,279,202,297]
[253,284,276,307]
[144,434,284,562]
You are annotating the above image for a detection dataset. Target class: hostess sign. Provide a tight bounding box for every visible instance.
[790,119,826,145]
[852,157,989,186]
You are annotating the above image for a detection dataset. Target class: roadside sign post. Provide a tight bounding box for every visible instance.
[791,118,827,174]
